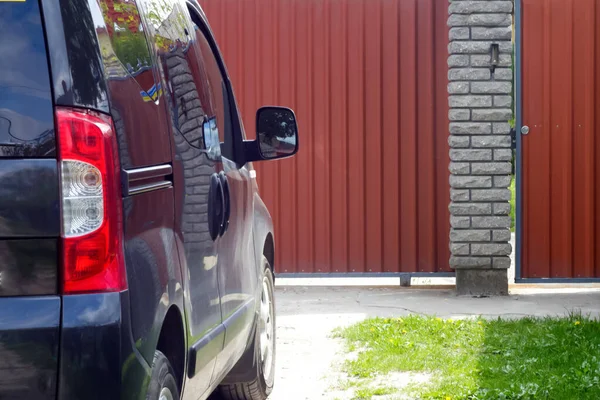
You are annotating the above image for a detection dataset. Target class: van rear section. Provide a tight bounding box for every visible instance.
[0,1,144,399]
[0,1,61,398]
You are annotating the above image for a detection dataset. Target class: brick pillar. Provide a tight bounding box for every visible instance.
[447,0,513,296]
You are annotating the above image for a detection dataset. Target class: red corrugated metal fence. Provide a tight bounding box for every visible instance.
[201,0,450,273]
[522,0,600,278]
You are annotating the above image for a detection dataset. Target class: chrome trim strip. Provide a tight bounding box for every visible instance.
[122,164,173,196]
[128,181,172,196]
[124,164,172,182]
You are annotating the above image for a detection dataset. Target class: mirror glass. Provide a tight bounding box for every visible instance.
[257,107,298,159]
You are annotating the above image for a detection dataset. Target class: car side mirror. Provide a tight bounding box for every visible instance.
[244,107,299,162]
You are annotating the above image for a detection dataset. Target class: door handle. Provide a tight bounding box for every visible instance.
[208,173,224,241]
[218,171,230,236]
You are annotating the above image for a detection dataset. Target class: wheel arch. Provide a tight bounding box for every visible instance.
[263,233,275,273]
[156,305,186,392]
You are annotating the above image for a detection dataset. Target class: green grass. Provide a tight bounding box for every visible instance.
[335,380,398,400]
[510,175,516,232]
[335,314,600,399]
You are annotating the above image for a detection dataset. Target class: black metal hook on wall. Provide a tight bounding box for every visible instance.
[490,43,500,74]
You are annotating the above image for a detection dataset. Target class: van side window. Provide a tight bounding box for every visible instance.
[98,0,154,92]
[192,26,234,160]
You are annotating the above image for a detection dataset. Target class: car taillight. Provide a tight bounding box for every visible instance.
[56,107,127,294]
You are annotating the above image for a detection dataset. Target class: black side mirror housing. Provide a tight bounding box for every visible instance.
[244,106,299,162]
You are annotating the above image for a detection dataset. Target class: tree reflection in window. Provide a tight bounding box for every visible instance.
[99,0,152,75]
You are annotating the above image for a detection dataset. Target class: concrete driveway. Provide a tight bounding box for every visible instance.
[268,286,600,400]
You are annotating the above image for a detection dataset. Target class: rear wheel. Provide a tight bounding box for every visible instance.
[218,256,276,400]
[146,351,180,400]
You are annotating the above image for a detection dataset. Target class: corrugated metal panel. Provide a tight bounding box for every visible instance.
[201,0,450,273]
[522,0,600,278]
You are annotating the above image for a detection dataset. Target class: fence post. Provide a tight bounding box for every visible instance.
[447,0,514,296]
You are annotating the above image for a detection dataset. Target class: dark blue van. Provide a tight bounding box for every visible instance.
[0,1,298,399]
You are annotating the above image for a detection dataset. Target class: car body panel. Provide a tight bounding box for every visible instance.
[0,160,59,239]
[0,1,280,399]
[0,297,60,400]
[57,291,150,400]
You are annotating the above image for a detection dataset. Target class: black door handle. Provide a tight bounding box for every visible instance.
[208,173,224,241]
[218,171,230,236]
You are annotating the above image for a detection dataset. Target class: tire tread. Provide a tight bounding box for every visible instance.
[219,378,264,400]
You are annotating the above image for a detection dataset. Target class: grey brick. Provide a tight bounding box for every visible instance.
[448,81,470,94]
[471,82,512,94]
[471,243,512,256]
[471,26,512,40]
[180,117,200,133]
[166,54,185,68]
[451,216,471,228]
[193,185,210,195]
[451,243,470,256]
[493,256,511,269]
[180,89,199,102]
[186,194,209,204]
[449,162,470,175]
[471,189,511,201]
[448,14,470,27]
[471,162,512,175]
[450,41,496,55]
[172,73,193,85]
[450,175,493,188]
[494,95,513,107]
[451,229,491,242]
[493,203,511,215]
[471,135,512,148]
[471,53,512,68]
[449,136,470,148]
[173,81,196,97]
[193,223,209,233]
[494,68,513,80]
[448,54,470,68]
[492,229,511,242]
[449,1,513,14]
[183,213,202,223]
[494,149,513,161]
[448,13,512,27]
[187,175,211,185]
[449,202,492,215]
[451,189,470,201]
[170,61,192,78]
[472,108,513,121]
[472,216,511,228]
[449,109,471,121]
[185,99,202,112]
[494,175,512,188]
[493,122,512,134]
[449,27,470,41]
[450,256,492,268]
[450,122,492,135]
[184,203,208,214]
[450,149,493,161]
[467,13,512,27]
[185,232,211,243]
[450,95,492,108]
[449,68,491,81]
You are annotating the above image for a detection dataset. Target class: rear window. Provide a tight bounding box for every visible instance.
[0,0,55,157]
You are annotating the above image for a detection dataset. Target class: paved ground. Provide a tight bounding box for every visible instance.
[268,286,600,400]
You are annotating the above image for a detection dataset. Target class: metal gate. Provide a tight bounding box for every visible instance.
[518,0,600,280]
[201,0,450,275]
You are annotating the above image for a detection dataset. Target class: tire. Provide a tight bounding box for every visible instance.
[218,256,276,400]
[146,351,180,400]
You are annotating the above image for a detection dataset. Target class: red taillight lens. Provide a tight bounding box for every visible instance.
[56,107,127,294]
